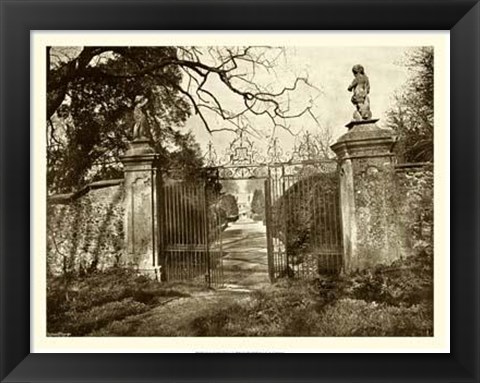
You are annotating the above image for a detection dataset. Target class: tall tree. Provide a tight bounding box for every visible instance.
[387,47,434,163]
[47,46,317,194]
[48,47,195,193]
[251,189,265,219]
[218,194,239,218]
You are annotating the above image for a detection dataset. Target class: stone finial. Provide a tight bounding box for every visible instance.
[347,64,372,121]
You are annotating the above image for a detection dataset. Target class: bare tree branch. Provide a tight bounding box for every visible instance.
[48,46,321,139]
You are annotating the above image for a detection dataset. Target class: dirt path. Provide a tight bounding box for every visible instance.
[91,219,271,336]
[95,288,250,336]
[221,218,270,289]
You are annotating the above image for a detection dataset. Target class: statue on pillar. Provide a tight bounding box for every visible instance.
[132,95,150,141]
[348,64,372,120]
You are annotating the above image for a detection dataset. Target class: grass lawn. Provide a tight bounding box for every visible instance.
[47,248,433,337]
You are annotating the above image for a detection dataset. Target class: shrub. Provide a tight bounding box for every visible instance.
[316,299,432,336]
[64,299,149,336]
[270,172,342,275]
[345,247,433,307]
[218,193,239,218]
[47,267,191,336]
[250,189,265,220]
[187,265,433,337]
[188,280,329,336]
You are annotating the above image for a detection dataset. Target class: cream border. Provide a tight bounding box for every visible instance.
[32,31,450,353]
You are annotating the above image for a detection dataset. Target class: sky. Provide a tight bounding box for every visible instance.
[50,45,417,163]
[183,46,416,162]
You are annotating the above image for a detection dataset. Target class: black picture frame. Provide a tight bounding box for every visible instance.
[1,0,479,382]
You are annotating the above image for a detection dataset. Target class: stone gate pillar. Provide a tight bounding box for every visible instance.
[331,120,397,272]
[120,139,162,279]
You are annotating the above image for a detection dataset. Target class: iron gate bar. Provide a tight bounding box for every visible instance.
[265,175,274,282]
[164,147,342,284]
[264,160,343,281]
[160,176,224,287]
[281,165,289,275]
[202,181,210,286]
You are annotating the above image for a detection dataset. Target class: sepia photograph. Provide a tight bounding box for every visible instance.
[3,0,479,376]
[41,35,443,343]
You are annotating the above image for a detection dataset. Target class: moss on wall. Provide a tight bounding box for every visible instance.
[351,157,398,269]
[348,160,433,270]
[47,182,125,276]
[394,164,434,257]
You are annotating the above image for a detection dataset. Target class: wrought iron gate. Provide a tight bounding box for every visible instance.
[200,129,344,283]
[160,175,223,288]
[265,160,343,281]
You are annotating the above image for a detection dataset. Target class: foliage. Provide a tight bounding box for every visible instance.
[311,123,335,159]
[188,256,433,336]
[47,46,319,194]
[271,171,341,269]
[47,185,124,277]
[47,47,204,193]
[392,168,434,263]
[189,280,325,336]
[344,248,433,308]
[218,193,239,218]
[47,267,191,336]
[250,189,265,220]
[315,299,432,336]
[47,245,434,337]
[387,47,434,163]
[162,180,226,249]
[163,182,208,245]
[188,246,433,337]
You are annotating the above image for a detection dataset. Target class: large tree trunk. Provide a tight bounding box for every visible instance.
[47,47,108,119]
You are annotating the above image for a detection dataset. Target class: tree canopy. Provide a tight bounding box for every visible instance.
[387,47,434,163]
[47,46,316,194]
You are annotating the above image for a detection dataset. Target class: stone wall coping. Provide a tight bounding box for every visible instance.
[395,162,434,172]
[48,178,124,205]
[337,152,396,161]
[120,153,160,163]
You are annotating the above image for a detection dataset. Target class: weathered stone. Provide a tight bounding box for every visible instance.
[120,140,162,279]
[347,64,372,121]
[393,163,434,256]
[124,139,156,156]
[132,95,150,141]
[345,118,379,130]
[331,120,398,272]
[47,181,125,276]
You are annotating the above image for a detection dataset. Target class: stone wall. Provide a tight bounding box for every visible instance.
[346,161,434,268]
[393,163,434,257]
[47,179,125,276]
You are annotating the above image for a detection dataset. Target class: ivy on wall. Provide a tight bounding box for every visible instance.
[47,184,125,276]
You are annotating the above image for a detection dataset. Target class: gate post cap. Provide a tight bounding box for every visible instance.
[331,119,396,159]
[124,139,156,156]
